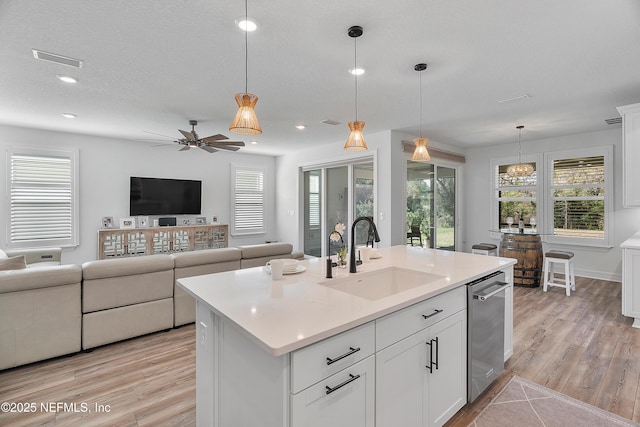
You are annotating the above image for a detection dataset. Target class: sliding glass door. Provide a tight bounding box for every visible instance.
[406,161,456,250]
[302,160,375,257]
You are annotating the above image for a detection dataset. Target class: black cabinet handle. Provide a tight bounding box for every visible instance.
[425,337,439,373]
[325,373,361,395]
[326,346,361,365]
[422,309,444,319]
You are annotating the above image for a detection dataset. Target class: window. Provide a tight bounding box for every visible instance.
[545,147,612,247]
[493,157,540,232]
[6,146,78,248]
[231,165,265,235]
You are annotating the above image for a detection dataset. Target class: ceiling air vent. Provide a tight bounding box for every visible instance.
[322,119,341,126]
[32,49,83,68]
[605,117,622,125]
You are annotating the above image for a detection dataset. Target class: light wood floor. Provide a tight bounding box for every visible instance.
[1,276,638,426]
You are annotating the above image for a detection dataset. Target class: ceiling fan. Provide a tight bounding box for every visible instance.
[168,120,245,153]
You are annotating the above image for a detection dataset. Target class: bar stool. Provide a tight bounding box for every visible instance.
[543,250,576,296]
[471,243,498,256]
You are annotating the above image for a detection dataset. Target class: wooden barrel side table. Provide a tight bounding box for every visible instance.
[499,233,543,287]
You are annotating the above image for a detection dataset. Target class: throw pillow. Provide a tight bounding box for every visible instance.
[0,248,7,259]
[0,255,27,271]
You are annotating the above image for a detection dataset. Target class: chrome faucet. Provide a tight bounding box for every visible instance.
[349,216,381,273]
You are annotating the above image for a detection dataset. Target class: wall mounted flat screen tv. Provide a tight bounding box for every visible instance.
[130,177,202,216]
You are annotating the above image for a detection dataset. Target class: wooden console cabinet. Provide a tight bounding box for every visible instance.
[97,224,228,259]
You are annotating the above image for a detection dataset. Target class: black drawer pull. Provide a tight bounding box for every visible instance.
[326,346,361,365]
[422,309,444,319]
[325,373,361,395]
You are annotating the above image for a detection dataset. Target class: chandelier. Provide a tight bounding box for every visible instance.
[506,125,533,177]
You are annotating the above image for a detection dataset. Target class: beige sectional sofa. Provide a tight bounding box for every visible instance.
[0,242,302,369]
[0,264,82,370]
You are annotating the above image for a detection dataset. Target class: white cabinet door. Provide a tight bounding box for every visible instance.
[376,328,430,427]
[617,103,640,207]
[291,355,375,427]
[376,309,467,427]
[503,265,514,361]
[427,309,467,427]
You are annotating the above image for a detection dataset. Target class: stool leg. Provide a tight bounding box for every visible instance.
[565,260,571,296]
[543,258,549,292]
[570,261,576,291]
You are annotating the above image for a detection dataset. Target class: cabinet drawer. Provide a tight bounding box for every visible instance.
[376,286,466,351]
[291,355,375,427]
[291,321,375,394]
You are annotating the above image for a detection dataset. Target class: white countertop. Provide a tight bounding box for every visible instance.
[621,232,640,249]
[178,245,516,356]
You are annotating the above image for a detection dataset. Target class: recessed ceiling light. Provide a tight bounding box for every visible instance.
[237,18,257,32]
[349,67,365,76]
[295,125,306,130]
[250,140,258,145]
[61,113,77,119]
[57,75,77,84]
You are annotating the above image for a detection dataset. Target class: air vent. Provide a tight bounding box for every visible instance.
[32,49,83,68]
[497,94,530,104]
[322,119,341,126]
[605,117,622,125]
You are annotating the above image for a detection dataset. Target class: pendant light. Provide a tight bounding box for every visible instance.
[344,26,367,151]
[506,125,534,177]
[229,0,262,135]
[411,63,430,162]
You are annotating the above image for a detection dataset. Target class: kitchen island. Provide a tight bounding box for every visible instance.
[178,245,516,427]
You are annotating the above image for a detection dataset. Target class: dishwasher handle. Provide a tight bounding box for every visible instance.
[473,281,509,301]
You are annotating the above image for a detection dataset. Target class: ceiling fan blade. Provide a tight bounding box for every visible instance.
[201,134,229,143]
[200,145,219,153]
[143,130,176,139]
[179,145,191,151]
[207,141,245,147]
[179,129,196,142]
[208,144,240,151]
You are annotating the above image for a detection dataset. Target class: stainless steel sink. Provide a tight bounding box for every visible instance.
[319,267,445,300]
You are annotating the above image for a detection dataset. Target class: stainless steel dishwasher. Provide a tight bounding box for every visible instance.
[467,271,509,402]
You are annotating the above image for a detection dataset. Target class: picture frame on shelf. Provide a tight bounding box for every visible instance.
[102,216,114,229]
[212,216,219,224]
[183,219,191,225]
[120,217,136,229]
[196,216,206,225]
[137,216,149,228]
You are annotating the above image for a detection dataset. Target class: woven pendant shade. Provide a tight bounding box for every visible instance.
[229,93,262,135]
[411,137,431,161]
[344,120,368,151]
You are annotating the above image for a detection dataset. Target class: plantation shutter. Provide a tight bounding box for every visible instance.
[308,174,320,227]
[8,148,78,247]
[232,166,265,235]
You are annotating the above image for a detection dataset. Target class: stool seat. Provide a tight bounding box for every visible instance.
[545,250,574,260]
[471,243,498,256]
[543,250,576,296]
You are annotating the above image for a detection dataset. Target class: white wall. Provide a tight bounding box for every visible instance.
[0,124,277,265]
[464,127,640,281]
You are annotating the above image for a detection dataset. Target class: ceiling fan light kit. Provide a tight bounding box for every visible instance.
[344,25,368,152]
[506,125,534,177]
[230,0,262,136]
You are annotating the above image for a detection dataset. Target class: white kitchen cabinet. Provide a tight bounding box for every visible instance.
[617,102,640,207]
[376,295,466,427]
[622,237,640,327]
[291,356,375,427]
[503,265,514,361]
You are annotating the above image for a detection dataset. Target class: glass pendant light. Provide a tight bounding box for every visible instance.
[230,0,262,135]
[344,26,367,151]
[506,125,534,177]
[412,63,430,162]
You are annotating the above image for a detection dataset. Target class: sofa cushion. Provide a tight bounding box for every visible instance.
[0,255,27,271]
[0,264,82,294]
[0,248,7,259]
[237,243,293,259]
[171,248,241,268]
[81,254,174,280]
[6,247,62,266]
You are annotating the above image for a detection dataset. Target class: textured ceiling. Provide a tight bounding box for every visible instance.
[0,0,639,155]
